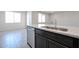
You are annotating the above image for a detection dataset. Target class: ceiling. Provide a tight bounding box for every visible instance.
[12,11,62,14]
[41,11,55,13]
[11,11,58,13]
[39,11,60,14]
[40,11,68,14]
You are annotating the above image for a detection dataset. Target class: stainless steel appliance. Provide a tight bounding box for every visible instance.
[27,26,35,48]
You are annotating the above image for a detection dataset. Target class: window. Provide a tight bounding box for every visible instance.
[14,13,21,23]
[38,13,45,23]
[38,24,45,27]
[38,13,46,27]
[5,12,14,23]
[5,12,21,23]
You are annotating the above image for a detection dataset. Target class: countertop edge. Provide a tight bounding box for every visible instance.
[27,25,79,39]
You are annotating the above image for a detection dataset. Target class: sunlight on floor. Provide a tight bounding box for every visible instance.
[0,29,30,48]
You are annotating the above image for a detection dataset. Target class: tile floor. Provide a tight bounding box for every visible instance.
[0,29,30,48]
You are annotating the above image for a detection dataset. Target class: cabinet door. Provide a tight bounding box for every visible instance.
[35,34,47,48]
[48,39,67,48]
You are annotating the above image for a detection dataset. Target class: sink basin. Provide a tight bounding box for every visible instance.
[41,26,68,32]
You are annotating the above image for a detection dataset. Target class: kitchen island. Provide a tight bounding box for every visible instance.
[27,25,79,48]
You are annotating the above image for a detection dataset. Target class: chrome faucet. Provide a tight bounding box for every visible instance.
[55,19,57,29]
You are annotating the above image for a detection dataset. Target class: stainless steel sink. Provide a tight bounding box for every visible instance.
[41,26,68,32]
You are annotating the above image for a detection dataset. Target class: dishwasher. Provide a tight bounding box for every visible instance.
[27,26,35,48]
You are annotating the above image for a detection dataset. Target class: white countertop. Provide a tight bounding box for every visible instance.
[27,24,79,39]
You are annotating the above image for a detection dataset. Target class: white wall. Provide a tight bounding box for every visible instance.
[50,11,79,27]
[32,11,38,25]
[26,11,38,26]
[0,11,50,31]
[0,11,26,31]
[26,11,50,25]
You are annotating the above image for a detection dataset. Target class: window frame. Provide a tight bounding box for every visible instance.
[5,11,21,23]
[38,13,46,23]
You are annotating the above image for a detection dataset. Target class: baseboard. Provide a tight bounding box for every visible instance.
[0,27,26,32]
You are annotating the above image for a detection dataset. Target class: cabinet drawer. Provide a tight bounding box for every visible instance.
[35,28,78,48]
[47,38,68,48]
[35,28,56,38]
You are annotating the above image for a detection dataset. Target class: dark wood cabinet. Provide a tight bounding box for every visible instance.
[35,33,67,48]
[35,34,47,48]
[35,28,79,48]
[27,26,79,48]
